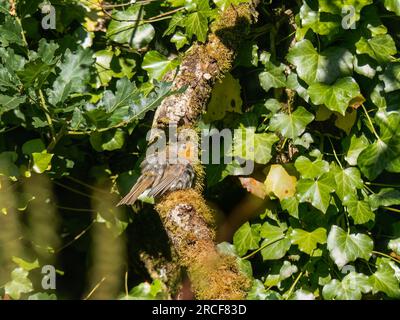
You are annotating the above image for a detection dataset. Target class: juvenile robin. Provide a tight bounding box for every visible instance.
[117,133,198,206]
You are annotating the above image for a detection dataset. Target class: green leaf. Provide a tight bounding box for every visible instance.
[389,238,400,255]
[12,257,40,271]
[0,16,23,46]
[281,196,299,219]
[0,94,26,114]
[265,261,298,288]
[295,156,329,179]
[5,268,33,300]
[28,293,57,300]
[379,62,400,93]
[327,225,373,268]
[260,222,291,260]
[106,6,155,49]
[259,63,286,93]
[344,196,375,225]
[22,139,46,155]
[32,152,54,174]
[369,188,400,210]
[384,0,400,15]
[308,77,361,115]
[358,111,400,180]
[298,2,341,36]
[322,272,371,300]
[90,129,126,152]
[231,128,279,165]
[345,134,369,166]
[318,0,373,20]
[184,11,209,42]
[100,77,137,113]
[334,167,363,202]
[369,259,400,298]
[17,60,54,89]
[233,222,261,256]
[290,228,327,255]
[171,31,189,50]
[122,279,168,300]
[356,35,397,63]
[269,106,314,140]
[47,48,93,105]
[297,173,336,213]
[142,51,179,80]
[287,40,353,85]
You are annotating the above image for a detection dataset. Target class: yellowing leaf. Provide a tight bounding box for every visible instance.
[334,108,357,135]
[265,165,297,200]
[204,73,242,122]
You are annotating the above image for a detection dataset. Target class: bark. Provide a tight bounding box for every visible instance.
[150,2,260,300]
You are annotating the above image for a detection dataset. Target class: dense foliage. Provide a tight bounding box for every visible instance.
[0,0,400,300]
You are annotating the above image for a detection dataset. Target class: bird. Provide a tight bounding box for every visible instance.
[117,135,197,206]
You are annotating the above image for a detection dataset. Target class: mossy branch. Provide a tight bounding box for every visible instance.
[148,2,260,300]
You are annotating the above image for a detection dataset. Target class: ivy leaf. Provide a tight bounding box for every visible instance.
[369,259,400,298]
[290,228,327,255]
[379,62,400,93]
[264,164,297,200]
[318,0,373,20]
[171,31,189,50]
[90,129,126,152]
[287,40,353,85]
[106,6,155,49]
[142,51,179,81]
[259,63,287,93]
[22,139,46,155]
[231,128,279,164]
[308,77,361,116]
[281,197,299,219]
[356,35,397,63]
[184,11,209,42]
[5,268,33,300]
[322,272,372,300]
[47,48,93,106]
[295,156,329,179]
[32,152,54,174]
[233,222,261,256]
[28,293,57,300]
[334,167,363,202]
[344,196,375,225]
[369,188,400,210]
[388,239,400,255]
[327,225,373,268]
[298,2,341,37]
[384,0,400,15]
[358,111,400,180]
[269,106,314,140]
[260,222,291,260]
[345,134,369,166]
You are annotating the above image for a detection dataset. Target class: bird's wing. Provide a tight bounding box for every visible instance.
[148,164,186,198]
[117,173,155,206]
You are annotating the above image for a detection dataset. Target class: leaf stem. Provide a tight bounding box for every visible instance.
[361,104,380,141]
[365,182,400,188]
[242,236,285,260]
[372,251,400,264]
[38,89,56,143]
[284,271,304,300]
[328,137,343,169]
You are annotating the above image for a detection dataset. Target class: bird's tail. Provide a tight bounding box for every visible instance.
[117,177,153,206]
